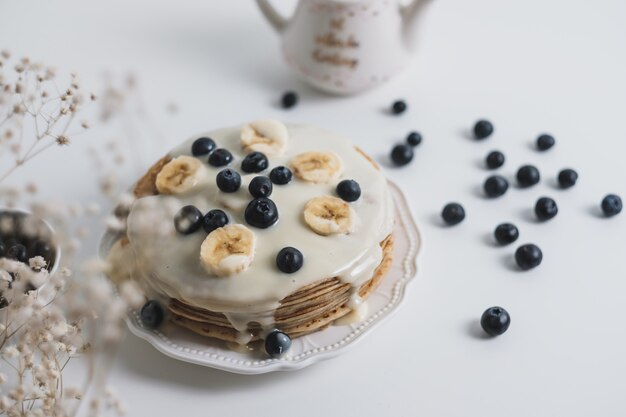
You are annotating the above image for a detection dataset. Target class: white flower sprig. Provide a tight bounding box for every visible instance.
[0,247,143,417]
[0,50,94,184]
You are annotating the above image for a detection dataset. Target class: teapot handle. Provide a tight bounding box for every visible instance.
[256,0,289,34]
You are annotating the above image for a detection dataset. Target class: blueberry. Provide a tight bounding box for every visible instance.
[208,148,233,167]
[245,198,279,229]
[216,168,241,193]
[7,244,27,263]
[3,238,18,251]
[241,152,268,173]
[140,300,165,329]
[480,307,511,336]
[406,131,422,147]
[174,205,203,234]
[483,175,509,198]
[535,197,558,221]
[601,194,622,217]
[269,166,293,185]
[441,203,465,226]
[248,176,273,198]
[485,150,505,169]
[494,223,519,245]
[515,243,543,270]
[276,247,304,273]
[281,91,298,109]
[390,144,414,166]
[191,137,216,156]
[516,165,540,188]
[336,180,361,202]
[557,169,578,189]
[473,119,493,139]
[391,100,407,115]
[202,209,229,233]
[536,134,555,151]
[264,330,292,358]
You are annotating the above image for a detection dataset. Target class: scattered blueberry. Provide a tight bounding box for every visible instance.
[557,169,578,189]
[265,330,292,358]
[406,131,422,147]
[473,119,494,140]
[249,176,273,198]
[216,168,241,193]
[269,166,293,185]
[281,91,298,109]
[336,180,361,202]
[441,203,465,226]
[391,100,407,115]
[601,194,623,217]
[536,134,555,151]
[7,244,27,263]
[484,175,509,198]
[390,144,414,166]
[516,165,540,188]
[140,300,165,329]
[202,209,229,233]
[515,243,543,270]
[276,247,304,273]
[174,205,203,235]
[480,307,511,336]
[241,152,269,173]
[485,150,505,169]
[191,137,216,156]
[208,148,233,167]
[245,198,279,229]
[494,223,519,245]
[535,197,558,221]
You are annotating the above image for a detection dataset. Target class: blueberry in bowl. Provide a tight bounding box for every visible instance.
[0,209,60,273]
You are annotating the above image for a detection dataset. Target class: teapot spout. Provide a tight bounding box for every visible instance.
[401,0,434,51]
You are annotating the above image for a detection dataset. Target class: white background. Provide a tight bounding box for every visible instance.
[2,0,626,416]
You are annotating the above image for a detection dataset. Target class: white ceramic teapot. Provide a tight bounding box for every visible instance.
[256,0,432,95]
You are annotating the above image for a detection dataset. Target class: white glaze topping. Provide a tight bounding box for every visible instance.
[123,123,394,328]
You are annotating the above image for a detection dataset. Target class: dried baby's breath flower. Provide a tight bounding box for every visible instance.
[64,387,83,400]
[119,280,144,308]
[0,55,93,184]
[56,135,70,146]
[0,53,173,417]
[29,256,47,270]
[85,202,101,215]
[25,182,38,194]
[3,346,19,358]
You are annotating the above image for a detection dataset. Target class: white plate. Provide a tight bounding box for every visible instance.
[100,181,421,374]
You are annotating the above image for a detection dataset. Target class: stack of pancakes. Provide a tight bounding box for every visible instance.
[130,149,393,343]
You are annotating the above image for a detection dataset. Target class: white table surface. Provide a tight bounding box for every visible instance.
[2,1,626,416]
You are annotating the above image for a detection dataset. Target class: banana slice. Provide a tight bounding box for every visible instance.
[200,224,256,277]
[240,120,288,157]
[290,151,343,184]
[303,195,356,236]
[155,156,202,195]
